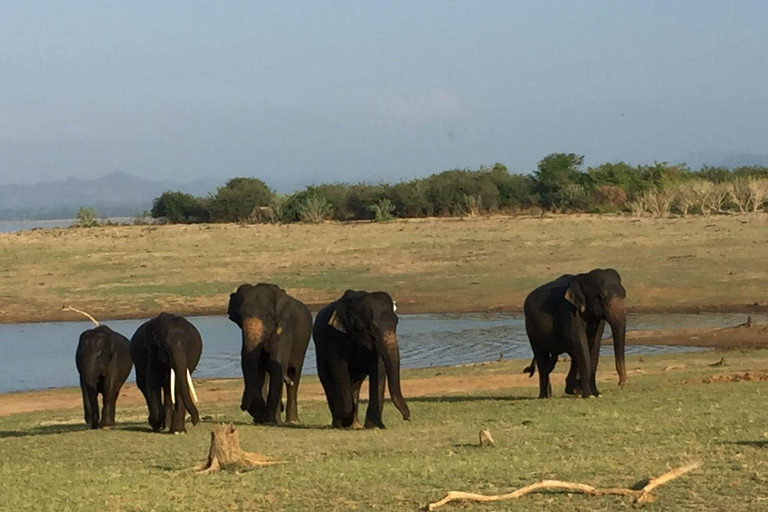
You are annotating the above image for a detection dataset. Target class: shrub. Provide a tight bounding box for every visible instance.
[591,185,628,210]
[151,191,209,223]
[461,194,482,217]
[207,177,274,222]
[74,207,100,228]
[369,199,396,222]
[645,188,675,218]
[298,195,332,223]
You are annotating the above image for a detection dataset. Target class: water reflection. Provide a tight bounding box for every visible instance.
[0,312,753,394]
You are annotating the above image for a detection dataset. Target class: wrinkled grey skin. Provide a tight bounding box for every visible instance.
[228,283,312,425]
[313,290,410,429]
[75,325,133,429]
[524,268,627,398]
[130,313,202,433]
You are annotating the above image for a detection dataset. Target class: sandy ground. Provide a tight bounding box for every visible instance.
[1,322,765,418]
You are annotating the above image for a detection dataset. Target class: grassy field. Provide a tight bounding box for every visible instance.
[1,351,766,511]
[2,214,768,323]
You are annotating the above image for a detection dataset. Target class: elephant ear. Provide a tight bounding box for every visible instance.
[227,292,243,327]
[565,278,587,313]
[328,304,348,333]
[273,286,291,331]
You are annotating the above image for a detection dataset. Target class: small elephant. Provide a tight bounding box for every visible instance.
[130,313,203,433]
[75,325,133,429]
[228,283,312,424]
[524,268,627,398]
[313,290,410,429]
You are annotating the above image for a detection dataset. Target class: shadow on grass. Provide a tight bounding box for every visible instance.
[0,421,150,438]
[407,395,535,403]
[731,440,768,448]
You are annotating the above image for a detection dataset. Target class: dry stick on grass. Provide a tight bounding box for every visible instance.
[194,423,283,474]
[61,305,99,326]
[425,461,702,510]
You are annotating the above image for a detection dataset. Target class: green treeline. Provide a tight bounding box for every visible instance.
[151,153,768,224]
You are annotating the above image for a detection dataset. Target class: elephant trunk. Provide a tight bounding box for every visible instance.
[379,332,410,421]
[607,297,627,388]
[240,317,266,412]
[170,351,200,425]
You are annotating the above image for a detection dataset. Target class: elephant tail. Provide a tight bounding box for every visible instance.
[523,357,536,377]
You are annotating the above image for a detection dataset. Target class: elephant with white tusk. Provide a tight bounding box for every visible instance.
[130,313,203,434]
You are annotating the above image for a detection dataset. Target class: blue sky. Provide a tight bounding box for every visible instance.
[1,1,766,191]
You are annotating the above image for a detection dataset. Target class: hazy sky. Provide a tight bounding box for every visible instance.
[1,1,766,190]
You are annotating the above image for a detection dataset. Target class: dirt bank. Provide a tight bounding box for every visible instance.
[4,300,768,325]
[627,323,768,350]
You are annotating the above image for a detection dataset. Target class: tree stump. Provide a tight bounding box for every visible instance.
[478,429,495,447]
[194,423,282,474]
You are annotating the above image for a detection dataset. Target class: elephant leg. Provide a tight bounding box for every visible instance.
[80,381,99,429]
[285,365,302,424]
[100,377,119,428]
[335,370,356,428]
[263,359,285,425]
[564,358,579,395]
[316,357,339,425]
[247,364,269,423]
[166,376,187,434]
[587,321,605,396]
[364,358,387,429]
[349,377,366,429]
[534,350,554,398]
[573,335,595,398]
[162,380,174,431]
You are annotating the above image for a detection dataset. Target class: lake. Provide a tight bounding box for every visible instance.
[0,312,752,394]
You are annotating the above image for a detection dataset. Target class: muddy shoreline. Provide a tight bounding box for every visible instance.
[3,300,768,325]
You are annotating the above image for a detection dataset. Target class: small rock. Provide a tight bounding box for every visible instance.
[521,420,532,426]
[479,429,495,447]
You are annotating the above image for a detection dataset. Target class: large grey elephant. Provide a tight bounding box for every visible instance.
[313,290,410,429]
[524,268,627,398]
[75,325,133,429]
[228,283,312,424]
[130,313,203,433]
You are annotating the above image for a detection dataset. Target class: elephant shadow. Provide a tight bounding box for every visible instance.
[0,421,149,438]
[731,440,768,448]
[407,395,536,404]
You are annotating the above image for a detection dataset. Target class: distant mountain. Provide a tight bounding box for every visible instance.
[0,172,222,220]
[680,151,768,170]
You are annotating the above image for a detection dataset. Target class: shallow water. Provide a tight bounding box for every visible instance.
[1,312,754,394]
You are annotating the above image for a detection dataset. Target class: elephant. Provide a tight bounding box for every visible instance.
[523,268,627,398]
[313,290,410,429]
[130,313,203,433]
[227,283,312,424]
[75,325,133,429]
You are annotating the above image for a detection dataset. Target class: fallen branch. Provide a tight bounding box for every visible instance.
[425,461,701,510]
[194,423,283,474]
[62,305,99,326]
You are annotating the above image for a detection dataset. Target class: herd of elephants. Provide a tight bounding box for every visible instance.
[75,268,627,433]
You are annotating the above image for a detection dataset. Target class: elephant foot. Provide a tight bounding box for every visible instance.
[363,418,385,429]
[564,386,579,396]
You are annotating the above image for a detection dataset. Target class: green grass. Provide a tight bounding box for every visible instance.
[1,351,767,511]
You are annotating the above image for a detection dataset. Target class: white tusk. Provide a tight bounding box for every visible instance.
[170,368,176,405]
[186,369,199,403]
[392,299,397,312]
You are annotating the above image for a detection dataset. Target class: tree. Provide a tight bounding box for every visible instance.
[207,177,274,223]
[533,153,586,210]
[151,191,209,223]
